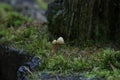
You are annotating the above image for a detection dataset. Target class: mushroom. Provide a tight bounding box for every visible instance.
[52,40,57,45]
[56,37,65,45]
[51,37,65,54]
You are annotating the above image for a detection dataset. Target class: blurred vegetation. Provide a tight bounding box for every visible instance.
[37,0,47,10]
[0,2,120,80]
[0,3,31,27]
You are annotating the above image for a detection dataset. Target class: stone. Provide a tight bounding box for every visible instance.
[0,45,40,80]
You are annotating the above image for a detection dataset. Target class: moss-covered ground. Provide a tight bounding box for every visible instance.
[0,3,120,80]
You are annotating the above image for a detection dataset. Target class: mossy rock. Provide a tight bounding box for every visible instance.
[4,12,30,27]
[0,3,31,27]
[0,3,13,11]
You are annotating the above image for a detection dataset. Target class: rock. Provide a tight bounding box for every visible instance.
[0,45,40,80]
[0,0,47,23]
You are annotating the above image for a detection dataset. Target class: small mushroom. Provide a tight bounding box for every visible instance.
[52,40,57,45]
[56,37,65,45]
[51,37,65,54]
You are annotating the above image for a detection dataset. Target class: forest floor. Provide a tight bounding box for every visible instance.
[0,1,120,80]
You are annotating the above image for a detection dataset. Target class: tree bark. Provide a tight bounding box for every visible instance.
[47,0,120,46]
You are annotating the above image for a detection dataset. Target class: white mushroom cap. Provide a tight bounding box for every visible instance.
[56,37,65,44]
[52,40,57,45]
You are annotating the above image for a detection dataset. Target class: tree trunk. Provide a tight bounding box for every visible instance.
[47,0,120,46]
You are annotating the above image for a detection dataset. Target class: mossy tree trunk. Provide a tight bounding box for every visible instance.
[47,0,120,46]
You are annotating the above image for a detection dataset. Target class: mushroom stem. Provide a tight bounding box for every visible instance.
[52,44,59,54]
[51,37,65,54]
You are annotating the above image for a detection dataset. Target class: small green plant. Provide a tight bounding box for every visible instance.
[45,55,71,72]
[72,58,85,71]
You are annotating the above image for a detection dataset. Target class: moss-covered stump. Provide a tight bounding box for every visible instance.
[47,0,120,46]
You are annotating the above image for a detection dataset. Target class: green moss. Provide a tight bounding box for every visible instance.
[4,12,30,27]
[0,3,13,11]
[0,25,49,55]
